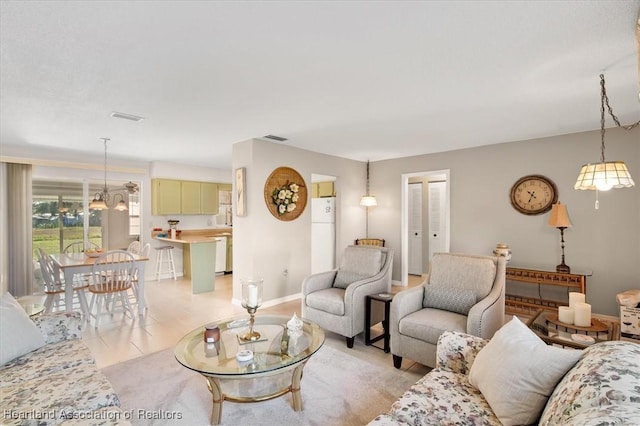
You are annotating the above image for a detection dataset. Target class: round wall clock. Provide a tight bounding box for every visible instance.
[509,175,558,215]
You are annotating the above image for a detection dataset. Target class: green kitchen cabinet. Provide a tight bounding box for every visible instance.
[152,179,181,215]
[181,181,202,214]
[201,182,219,214]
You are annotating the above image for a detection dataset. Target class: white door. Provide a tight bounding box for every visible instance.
[428,181,447,261]
[408,182,423,275]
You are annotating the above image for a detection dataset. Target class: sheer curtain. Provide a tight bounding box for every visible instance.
[6,163,33,297]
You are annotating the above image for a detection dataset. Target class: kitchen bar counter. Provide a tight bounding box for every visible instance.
[153,228,230,294]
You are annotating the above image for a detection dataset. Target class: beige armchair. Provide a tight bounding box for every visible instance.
[302,245,394,348]
[391,253,506,368]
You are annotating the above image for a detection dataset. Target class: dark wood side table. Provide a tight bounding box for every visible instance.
[365,293,394,353]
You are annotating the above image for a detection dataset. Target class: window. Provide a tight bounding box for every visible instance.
[128,192,141,237]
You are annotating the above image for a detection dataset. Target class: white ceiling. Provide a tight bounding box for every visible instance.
[1,1,639,170]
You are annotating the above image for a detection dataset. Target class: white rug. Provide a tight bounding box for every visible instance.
[102,341,424,426]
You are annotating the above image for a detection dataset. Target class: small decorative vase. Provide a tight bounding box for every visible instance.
[493,243,512,261]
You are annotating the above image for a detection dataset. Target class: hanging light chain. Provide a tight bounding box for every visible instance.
[600,74,640,131]
[598,74,640,163]
[101,138,110,197]
[366,160,371,196]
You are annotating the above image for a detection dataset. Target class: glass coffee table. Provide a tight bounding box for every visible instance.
[174,315,325,425]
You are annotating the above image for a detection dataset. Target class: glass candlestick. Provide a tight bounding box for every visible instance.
[240,278,263,342]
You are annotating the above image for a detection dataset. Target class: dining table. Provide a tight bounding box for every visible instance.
[48,252,149,316]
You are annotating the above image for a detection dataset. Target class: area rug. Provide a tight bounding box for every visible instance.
[102,343,422,426]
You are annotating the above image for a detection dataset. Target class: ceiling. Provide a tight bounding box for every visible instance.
[1,1,639,170]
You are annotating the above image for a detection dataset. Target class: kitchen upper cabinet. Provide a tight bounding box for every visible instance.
[152,179,181,215]
[181,181,202,214]
[311,181,335,198]
[201,182,219,214]
[152,179,226,215]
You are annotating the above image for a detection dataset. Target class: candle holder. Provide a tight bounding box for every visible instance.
[240,278,263,342]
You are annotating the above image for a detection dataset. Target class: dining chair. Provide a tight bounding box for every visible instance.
[63,241,101,254]
[36,247,90,317]
[88,250,136,328]
[127,240,142,255]
[124,243,150,307]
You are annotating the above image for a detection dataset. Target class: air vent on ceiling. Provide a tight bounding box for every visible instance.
[263,135,288,142]
[110,111,145,122]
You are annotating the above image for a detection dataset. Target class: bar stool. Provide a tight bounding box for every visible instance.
[155,246,177,281]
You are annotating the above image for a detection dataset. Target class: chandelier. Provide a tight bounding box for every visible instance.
[89,138,128,211]
[574,75,638,199]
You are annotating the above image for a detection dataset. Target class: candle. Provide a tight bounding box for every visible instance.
[569,292,585,309]
[574,302,592,327]
[247,283,258,307]
[558,306,574,324]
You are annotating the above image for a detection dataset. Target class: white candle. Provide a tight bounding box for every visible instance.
[247,284,258,307]
[558,306,574,324]
[574,302,592,327]
[569,292,585,309]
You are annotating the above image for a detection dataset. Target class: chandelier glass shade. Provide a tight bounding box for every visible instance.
[89,138,128,211]
[574,161,635,191]
[574,74,637,193]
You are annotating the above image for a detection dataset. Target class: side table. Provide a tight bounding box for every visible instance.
[365,293,394,353]
[527,309,620,349]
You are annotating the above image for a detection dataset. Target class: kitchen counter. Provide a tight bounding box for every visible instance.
[152,228,232,294]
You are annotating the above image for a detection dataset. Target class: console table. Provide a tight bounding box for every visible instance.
[505,266,592,316]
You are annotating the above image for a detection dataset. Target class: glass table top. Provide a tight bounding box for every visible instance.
[174,314,325,377]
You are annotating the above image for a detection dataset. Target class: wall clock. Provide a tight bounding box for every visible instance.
[509,175,558,215]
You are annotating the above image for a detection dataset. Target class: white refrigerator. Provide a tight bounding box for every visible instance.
[311,197,336,274]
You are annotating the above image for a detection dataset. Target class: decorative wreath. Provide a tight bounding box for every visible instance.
[264,167,307,221]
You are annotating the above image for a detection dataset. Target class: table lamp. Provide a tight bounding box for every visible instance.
[548,202,572,273]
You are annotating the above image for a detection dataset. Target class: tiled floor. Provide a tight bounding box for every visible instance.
[74,273,426,369]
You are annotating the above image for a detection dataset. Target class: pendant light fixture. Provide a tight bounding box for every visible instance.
[360,160,377,207]
[89,138,128,211]
[574,74,638,208]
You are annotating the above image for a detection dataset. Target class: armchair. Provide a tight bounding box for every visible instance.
[391,253,506,368]
[302,245,393,348]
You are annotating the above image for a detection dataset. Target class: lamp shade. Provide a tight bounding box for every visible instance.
[574,161,635,191]
[89,197,108,210]
[548,202,572,228]
[360,195,377,207]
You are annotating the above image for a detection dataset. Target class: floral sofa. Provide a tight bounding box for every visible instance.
[0,310,130,426]
[369,328,640,426]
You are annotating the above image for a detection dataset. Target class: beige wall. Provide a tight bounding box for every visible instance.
[231,138,366,305]
[370,127,640,316]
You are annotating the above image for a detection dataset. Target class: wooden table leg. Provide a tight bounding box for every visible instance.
[205,376,223,425]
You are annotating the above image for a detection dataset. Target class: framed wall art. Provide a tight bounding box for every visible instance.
[235,167,246,217]
[264,166,307,221]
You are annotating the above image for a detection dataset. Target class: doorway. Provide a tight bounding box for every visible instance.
[400,170,450,286]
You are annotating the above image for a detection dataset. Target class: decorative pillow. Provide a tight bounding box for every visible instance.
[0,292,46,365]
[333,247,382,289]
[333,270,369,289]
[423,285,477,315]
[468,316,582,426]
